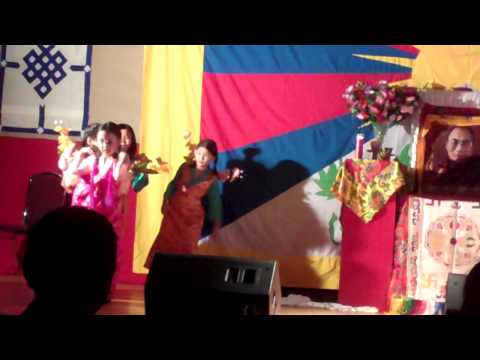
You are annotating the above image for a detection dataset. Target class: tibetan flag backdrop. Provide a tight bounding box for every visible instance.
[5,45,480,288]
[135,45,419,289]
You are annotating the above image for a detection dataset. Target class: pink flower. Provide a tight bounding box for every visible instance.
[357,112,369,120]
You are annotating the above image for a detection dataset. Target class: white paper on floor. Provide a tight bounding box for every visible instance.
[281,294,379,313]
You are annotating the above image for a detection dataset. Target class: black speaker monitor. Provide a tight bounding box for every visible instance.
[145,253,282,316]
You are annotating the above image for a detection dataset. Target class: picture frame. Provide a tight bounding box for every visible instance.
[416,105,480,200]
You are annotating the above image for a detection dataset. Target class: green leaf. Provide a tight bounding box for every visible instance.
[314,161,341,199]
[328,212,341,245]
[396,143,411,166]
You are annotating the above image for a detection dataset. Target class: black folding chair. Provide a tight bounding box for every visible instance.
[0,172,68,234]
[0,172,68,235]
[23,172,68,228]
[0,172,68,273]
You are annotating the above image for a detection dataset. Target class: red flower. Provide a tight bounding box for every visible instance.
[343,80,420,129]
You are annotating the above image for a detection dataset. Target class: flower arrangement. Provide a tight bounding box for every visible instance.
[183,130,196,163]
[130,154,170,175]
[343,80,420,128]
[343,80,420,158]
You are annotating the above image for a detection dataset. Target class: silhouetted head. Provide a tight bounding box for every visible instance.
[21,206,117,315]
[461,262,480,315]
[243,147,261,160]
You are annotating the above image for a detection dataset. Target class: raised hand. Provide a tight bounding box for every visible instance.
[78,146,95,159]
[118,151,129,165]
[229,167,244,182]
[217,167,244,182]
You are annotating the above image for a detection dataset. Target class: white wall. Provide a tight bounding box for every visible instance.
[89,45,144,138]
[0,45,145,141]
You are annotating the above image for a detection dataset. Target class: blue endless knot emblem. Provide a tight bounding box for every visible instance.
[22,45,68,99]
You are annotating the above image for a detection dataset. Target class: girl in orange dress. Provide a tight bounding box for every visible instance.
[145,139,241,268]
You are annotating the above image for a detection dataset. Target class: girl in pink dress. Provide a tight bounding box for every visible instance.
[58,123,100,201]
[71,122,130,237]
[71,122,130,301]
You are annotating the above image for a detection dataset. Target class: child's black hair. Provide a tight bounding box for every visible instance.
[197,139,218,158]
[98,122,121,141]
[118,123,138,161]
[82,123,101,147]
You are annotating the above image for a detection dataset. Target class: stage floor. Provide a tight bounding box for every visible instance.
[0,275,376,315]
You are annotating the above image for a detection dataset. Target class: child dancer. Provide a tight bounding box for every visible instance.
[58,123,100,195]
[118,123,152,193]
[71,122,130,301]
[144,139,242,269]
[70,122,130,237]
[118,124,137,164]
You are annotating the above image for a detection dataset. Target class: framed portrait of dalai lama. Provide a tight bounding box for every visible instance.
[416,107,480,199]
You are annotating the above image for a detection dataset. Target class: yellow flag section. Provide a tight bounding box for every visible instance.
[133,45,205,274]
[410,45,480,89]
[356,46,480,89]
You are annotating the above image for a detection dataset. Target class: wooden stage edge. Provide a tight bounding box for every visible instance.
[0,275,377,316]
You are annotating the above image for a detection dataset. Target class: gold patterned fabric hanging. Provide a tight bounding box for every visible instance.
[331,159,405,223]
